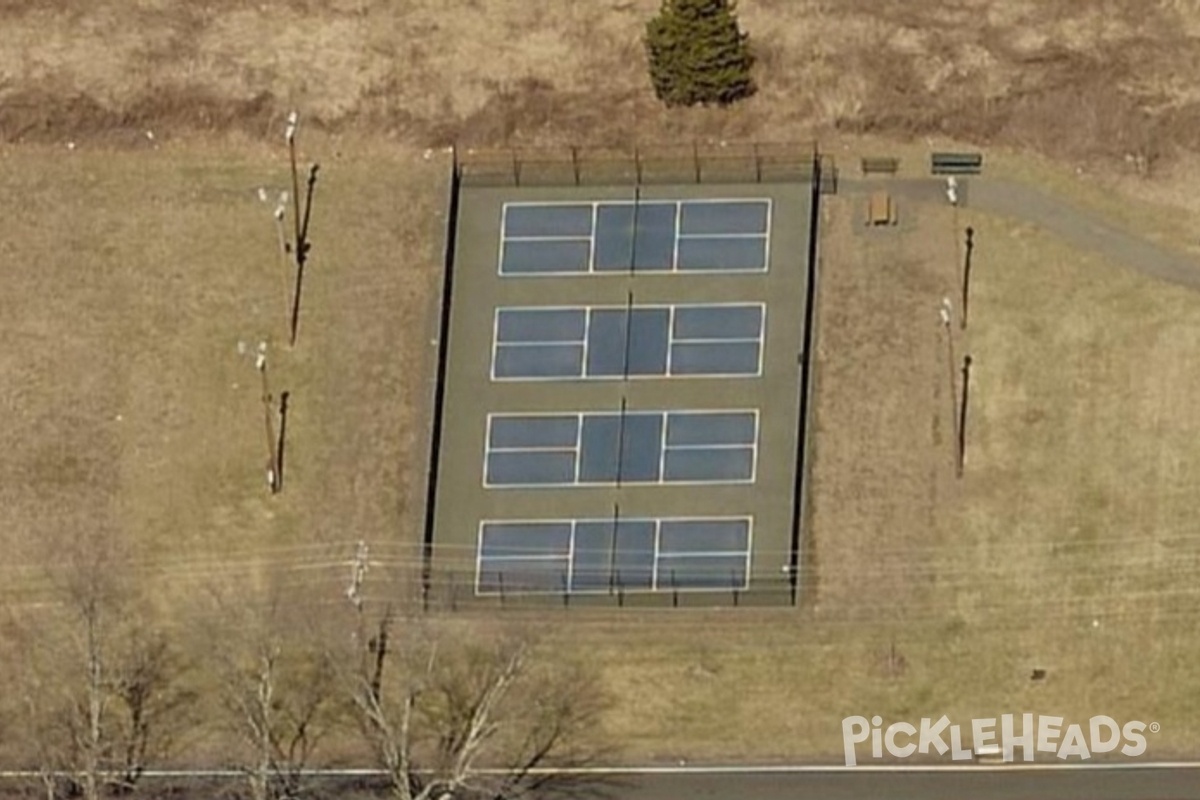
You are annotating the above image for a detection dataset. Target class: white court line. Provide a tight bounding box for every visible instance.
[503,235,595,242]
[671,199,682,270]
[483,410,759,489]
[572,410,583,484]
[588,202,598,271]
[475,516,754,597]
[762,196,774,267]
[676,232,769,239]
[581,306,593,376]
[663,305,676,376]
[499,198,774,276]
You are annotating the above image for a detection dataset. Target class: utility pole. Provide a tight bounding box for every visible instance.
[286,111,302,264]
[957,354,973,478]
[940,298,958,451]
[346,541,369,611]
[257,187,294,342]
[281,111,319,348]
[961,226,975,330]
[256,343,280,494]
[273,194,292,340]
[275,390,290,493]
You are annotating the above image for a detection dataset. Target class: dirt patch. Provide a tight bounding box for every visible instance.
[0,86,280,143]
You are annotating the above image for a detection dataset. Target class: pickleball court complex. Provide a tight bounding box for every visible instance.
[423,148,826,607]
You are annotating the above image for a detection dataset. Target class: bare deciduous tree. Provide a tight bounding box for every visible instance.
[214,601,339,800]
[346,611,608,800]
[12,543,193,800]
[109,628,195,790]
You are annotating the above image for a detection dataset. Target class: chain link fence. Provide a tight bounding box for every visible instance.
[456,141,837,191]
[420,567,800,611]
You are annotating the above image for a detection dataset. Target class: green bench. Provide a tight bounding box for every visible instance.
[931,152,983,175]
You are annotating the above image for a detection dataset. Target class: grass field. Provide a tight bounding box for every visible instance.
[5,0,1200,771]
[3,0,1200,174]
[0,136,447,763]
[5,131,1200,766]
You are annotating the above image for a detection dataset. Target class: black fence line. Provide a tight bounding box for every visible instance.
[787,150,826,607]
[420,147,463,612]
[458,141,831,188]
[423,141,837,612]
[426,567,782,612]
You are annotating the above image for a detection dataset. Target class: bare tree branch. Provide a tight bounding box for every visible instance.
[342,610,610,800]
[10,538,192,800]
[214,597,338,800]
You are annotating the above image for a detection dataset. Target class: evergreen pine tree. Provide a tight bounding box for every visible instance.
[644,0,756,108]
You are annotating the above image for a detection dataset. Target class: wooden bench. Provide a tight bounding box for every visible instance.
[931,152,984,175]
[867,191,895,226]
[861,156,900,175]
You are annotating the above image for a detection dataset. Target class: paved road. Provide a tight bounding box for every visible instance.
[5,765,1196,799]
[575,766,1200,800]
[841,177,1200,292]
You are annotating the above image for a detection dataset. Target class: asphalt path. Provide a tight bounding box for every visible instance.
[576,765,1200,800]
[1,764,1197,798]
[841,177,1200,291]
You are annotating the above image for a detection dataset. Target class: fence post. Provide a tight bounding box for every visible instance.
[671,569,679,608]
[616,571,625,608]
[753,142,762,183]
[732,569,740,607]
[692,142,701,183]
[512,151,521,187]
[561,573,570,608]
[571,145,581,186]
[498,571,506,607]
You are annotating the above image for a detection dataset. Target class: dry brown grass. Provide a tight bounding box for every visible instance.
[803,196,962,616]
[3,0,1200,174]
[4,0,1200,768]
[0,134,445,762]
